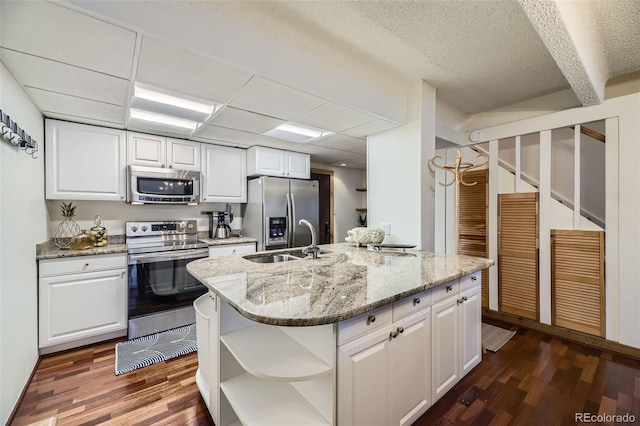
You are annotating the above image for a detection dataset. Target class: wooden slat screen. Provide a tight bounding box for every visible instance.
[498,192,539,320]
[551,230,605,336]
[458,169,489,308]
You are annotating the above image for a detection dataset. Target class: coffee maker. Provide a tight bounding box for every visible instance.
[214,212,232,239]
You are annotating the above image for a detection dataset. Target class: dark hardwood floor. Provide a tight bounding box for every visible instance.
[11,321,640,425]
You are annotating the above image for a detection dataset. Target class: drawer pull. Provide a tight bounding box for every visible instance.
[367,314,376,324]
[446,285,453,292]
[397,326,404,334]
[390,331,398,339]
[471,276,477,282]
[413,297,421,305]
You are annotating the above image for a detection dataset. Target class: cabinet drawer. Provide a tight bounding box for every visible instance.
[431,280,460,305]
[337,305,393,346]
[39,253,126,277]
[393,289,431,322]
[460,271,481,292]
[209,243,256,257]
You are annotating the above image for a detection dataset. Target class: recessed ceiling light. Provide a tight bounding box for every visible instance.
[340,163,348,167]
[264,122,333,143]
[129,109,199,131]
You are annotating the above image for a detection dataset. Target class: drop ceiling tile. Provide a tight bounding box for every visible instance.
[295,102,374,133]
[136,37,254,104]
[1,1,135,78]
[208,107,284,134]
[229,77,325,120]
[1,49,129,106]
[341,119,401,137]
[310,133,365,150]
[195,125,256,143]
[27,87,126,125]
[344,143,367,155]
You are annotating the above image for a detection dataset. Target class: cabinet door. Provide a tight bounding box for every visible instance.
[431,295,460,403]
[201,144,247,202]
[45,119,126,200]
[338,327,392,426]
[285,151,310,179]
[249,146,285,177]
[127,132,166,167]
[460,284,482,375]
[167,138,200,171]
[391,309,432,426]
[39,268,127,348]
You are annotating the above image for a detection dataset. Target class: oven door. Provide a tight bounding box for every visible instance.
[128,248,209,319]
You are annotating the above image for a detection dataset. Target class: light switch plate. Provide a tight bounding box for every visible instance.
[381,223,391,235]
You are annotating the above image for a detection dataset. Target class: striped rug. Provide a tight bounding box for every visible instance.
[115,323,197,375]
[482,323,516,352]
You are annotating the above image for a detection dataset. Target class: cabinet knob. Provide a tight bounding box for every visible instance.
[413,297,421,305]
[83,262,89,269]
[390,331,398,339]
[232,249,237,254]
[120,195,125,200]
[367,314,376,324]
[471,276,477,282]
[446,285,453,292]
[462,296,468,302]
[121,271,126,279]
[457,298,463,305]
[397,326,404,334]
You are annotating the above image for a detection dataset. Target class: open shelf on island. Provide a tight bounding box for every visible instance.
[220,324,332,382]
[220,372,331,426]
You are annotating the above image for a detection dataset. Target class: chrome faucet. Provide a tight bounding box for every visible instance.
[298,219,320,259]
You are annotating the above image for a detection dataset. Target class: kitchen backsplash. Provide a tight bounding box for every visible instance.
[45,200,242,240]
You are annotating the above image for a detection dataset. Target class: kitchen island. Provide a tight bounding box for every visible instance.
[187,243,493,426]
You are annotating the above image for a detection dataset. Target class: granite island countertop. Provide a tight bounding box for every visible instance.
[187,243,494,327]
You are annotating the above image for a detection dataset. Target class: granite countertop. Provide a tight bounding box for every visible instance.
[187,243,495,327]
[199,236,258,246]
[36,237,128,260]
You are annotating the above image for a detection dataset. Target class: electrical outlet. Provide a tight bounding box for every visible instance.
[381,223,391,235]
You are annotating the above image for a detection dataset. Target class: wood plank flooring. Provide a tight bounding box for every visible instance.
[11,321,640,425]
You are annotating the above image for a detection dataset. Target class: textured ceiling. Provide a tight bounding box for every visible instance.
[2,0,640,169]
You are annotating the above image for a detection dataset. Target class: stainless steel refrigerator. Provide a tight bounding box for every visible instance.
[243,176,319,251]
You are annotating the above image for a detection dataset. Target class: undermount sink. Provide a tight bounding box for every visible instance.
[243,249,331,264]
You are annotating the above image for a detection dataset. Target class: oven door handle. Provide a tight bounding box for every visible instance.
[128,248,209,265]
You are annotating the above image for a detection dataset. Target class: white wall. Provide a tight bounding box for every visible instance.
[368,81,436,249]
[311,164,366,244]
[0,62,46,424]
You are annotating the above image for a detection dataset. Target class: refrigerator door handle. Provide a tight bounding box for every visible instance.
[286,192,293,247]
[290,192,296,247]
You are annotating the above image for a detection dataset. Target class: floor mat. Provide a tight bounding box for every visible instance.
[481,322,516,352]
[115,323,197,375]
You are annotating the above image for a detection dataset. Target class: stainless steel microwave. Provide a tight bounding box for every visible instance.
[127,165,201,205]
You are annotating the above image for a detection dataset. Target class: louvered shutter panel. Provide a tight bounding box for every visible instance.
[458,169,489,308]
[498,192,539,320]
[551,230,605,336]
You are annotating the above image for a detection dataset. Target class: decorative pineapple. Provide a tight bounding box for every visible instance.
[54,202,81,249]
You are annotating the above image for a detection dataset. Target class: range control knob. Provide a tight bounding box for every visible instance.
[131,225,138,232]
[141,225,148,232]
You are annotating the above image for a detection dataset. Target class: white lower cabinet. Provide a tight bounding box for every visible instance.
[338,308,431,426]
[194,292,219,415]
[38,254,127,352]
[431,273,482,403]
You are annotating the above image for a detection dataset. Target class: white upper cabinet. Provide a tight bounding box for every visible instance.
[45,119,126,201]
[201,144,247,203]
[247,146,310,179]
[127,132,200,170]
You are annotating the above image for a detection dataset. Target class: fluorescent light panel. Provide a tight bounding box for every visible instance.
[133,83,216,115]
[129,109,199,131]
[264,122,333,143]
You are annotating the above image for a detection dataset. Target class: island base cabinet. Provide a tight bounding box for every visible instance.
[194,292,219,416]
[338,309,431,426]
[431,275,482,403]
